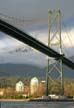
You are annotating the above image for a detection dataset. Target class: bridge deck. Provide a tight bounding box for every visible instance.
[0,19,74,70]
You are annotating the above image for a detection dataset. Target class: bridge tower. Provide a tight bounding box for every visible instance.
[46,10,64,96]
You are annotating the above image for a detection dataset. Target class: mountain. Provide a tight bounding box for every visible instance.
[0,64,46,77]
[0,63,74,78]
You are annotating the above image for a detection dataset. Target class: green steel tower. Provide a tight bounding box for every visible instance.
[46,10,64,96]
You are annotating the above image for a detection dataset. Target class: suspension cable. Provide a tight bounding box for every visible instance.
[62,22,74,50]
[0,12,33,23]
[62,21,74,61]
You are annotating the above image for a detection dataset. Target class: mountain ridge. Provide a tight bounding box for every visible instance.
[0,63,74,78]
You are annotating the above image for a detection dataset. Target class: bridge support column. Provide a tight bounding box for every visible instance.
[46,10,64,96]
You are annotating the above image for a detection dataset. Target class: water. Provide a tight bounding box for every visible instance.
[0,101,74,108]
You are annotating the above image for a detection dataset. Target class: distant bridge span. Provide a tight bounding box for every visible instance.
[0,19,74,70]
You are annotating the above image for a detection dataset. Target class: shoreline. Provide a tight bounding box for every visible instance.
[0,98,74,102]
[0,99,29,102]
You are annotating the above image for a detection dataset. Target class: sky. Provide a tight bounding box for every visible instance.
[0,0,74,66]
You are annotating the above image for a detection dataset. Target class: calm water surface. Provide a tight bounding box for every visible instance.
[1,101,74,108]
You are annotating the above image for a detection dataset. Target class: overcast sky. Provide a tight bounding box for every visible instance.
[0,0,74,65]
[0,0,74,25]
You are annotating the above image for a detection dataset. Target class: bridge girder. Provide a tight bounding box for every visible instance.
[0,19,74,70]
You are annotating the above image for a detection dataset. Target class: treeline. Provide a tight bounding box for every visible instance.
[0,76,74,97]
[0,76,31,88]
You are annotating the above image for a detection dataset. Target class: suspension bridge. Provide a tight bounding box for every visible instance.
[0,11,74,96]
